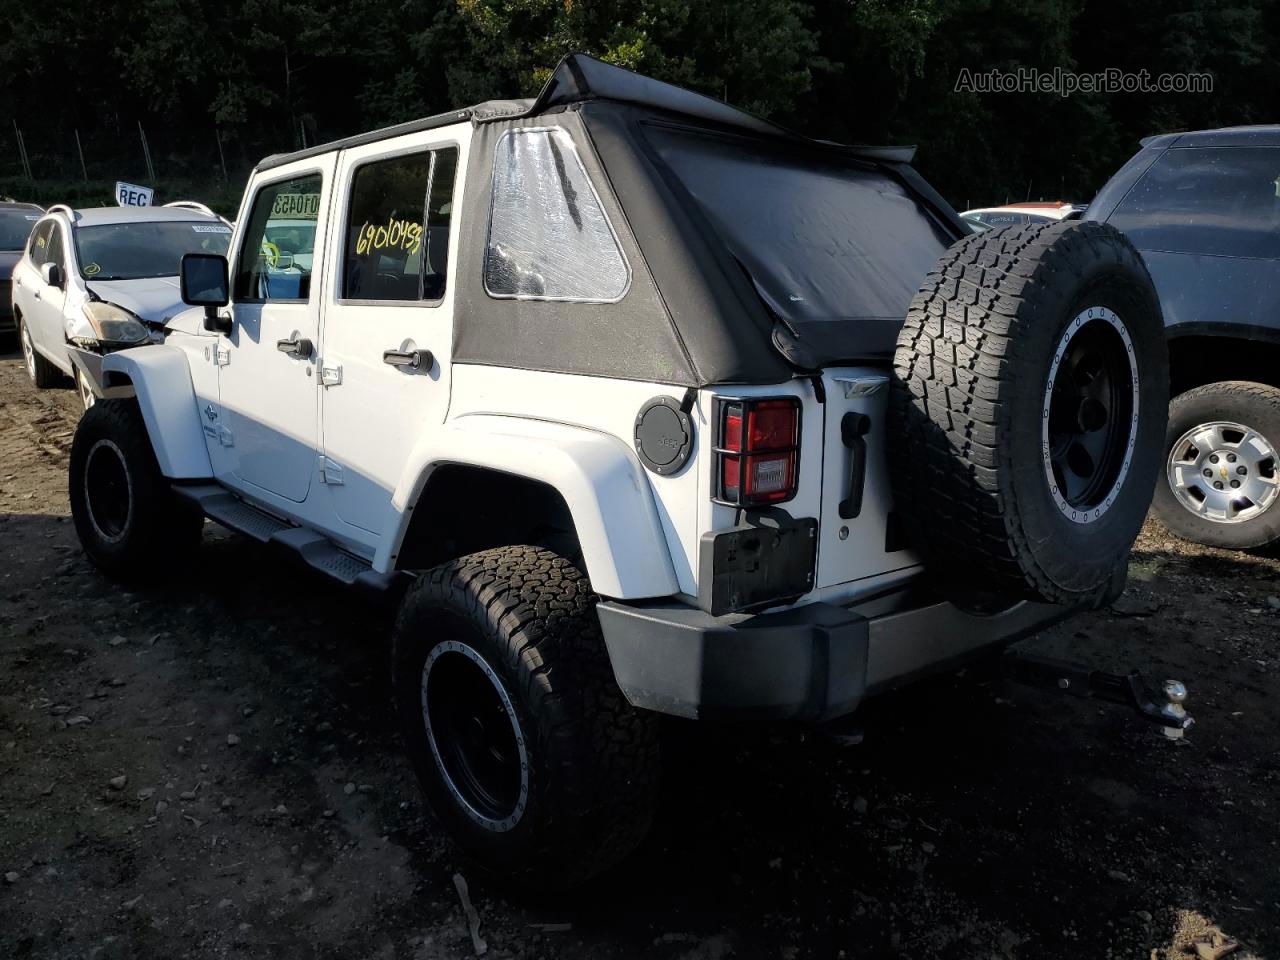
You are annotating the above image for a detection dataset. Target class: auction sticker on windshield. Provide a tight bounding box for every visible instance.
[192,224,232,233]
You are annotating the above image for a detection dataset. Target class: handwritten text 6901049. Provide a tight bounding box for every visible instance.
[355,217,423,257]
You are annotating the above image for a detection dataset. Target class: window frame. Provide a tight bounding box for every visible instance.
[232,168,327,306]
[482,126,633,305]
[335,140,460,309]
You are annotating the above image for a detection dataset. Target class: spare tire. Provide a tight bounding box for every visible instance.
[888,220,1168,604]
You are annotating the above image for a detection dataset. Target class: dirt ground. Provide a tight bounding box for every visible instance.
[1,348,1277,960]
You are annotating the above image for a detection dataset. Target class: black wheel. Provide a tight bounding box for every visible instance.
[69,398,204,578]
[1153,381,1280,549]
[890,220,1169,603]
[18,314,61,388]
[391,545,660,886]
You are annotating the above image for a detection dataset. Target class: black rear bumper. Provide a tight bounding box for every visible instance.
[597,588,1082,722]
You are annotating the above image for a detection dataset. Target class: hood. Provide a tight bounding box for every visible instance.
[0,251,20,281]
[86,276,186,326]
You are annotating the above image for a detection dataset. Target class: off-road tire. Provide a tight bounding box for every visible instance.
[69,398,204,578]
[391,545,660,886]
[889,221,1169,603]
[19,315,61,388]
[1153,381,1280,550]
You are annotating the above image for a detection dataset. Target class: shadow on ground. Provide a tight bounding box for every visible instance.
[3,508,1274,959]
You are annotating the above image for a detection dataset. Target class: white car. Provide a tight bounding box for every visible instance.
[12,202,232,407]
[961,201,1084,231]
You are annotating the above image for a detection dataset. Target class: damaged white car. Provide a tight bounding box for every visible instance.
[12,202,232,408]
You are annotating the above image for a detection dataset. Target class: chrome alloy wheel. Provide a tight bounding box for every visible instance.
[20,320,36,381]
[75,366,96,410]
[1167,420,1280,524]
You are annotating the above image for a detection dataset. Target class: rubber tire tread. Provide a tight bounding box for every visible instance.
[889,220,1169,602]
[391,545,660,887]
[20,315,62,388]
[69,398,204,579]
[1152,380,1280,550]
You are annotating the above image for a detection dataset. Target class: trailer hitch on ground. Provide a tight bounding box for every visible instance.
[1001,650,1194,738]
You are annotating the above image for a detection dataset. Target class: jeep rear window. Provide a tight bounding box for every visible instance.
[484,128,630,302]
[642,122,952,355]
[1108,146,1280,260]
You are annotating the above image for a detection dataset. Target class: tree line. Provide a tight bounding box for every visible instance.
[1,0,1273,212]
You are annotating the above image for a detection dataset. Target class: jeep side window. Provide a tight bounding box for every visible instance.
[484,128,629,302]
[28,221,52,267]
[233,174,323,302]
[342,146,458,302]
[1109,146,1280,260]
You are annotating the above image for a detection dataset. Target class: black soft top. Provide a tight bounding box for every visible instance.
[258,54,923,173]
[260,56,966,386]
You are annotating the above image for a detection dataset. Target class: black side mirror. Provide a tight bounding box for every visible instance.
[181,253,232,334]
[41,262,64,289]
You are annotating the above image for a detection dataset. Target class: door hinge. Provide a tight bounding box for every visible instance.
[319,362,342,387]
[215,343,231,366]
[319,456,345,485]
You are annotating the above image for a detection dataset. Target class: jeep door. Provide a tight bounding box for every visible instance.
[317,131,465,537]
[216,156,337,504]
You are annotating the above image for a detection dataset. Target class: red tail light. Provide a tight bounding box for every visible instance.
[714,397,801,506]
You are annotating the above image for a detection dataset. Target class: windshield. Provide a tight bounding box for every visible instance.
[643,122,953,358]
[74,221,232,280]
[0,210,41,251]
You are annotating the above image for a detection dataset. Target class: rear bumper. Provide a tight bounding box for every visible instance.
[597,588,1083,722]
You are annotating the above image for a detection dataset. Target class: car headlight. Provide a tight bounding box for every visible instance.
[82,302,149,344]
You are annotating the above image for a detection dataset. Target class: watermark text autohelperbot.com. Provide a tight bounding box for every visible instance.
[955,67,1213,97]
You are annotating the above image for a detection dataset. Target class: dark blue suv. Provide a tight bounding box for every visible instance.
[1088,126,1280,550]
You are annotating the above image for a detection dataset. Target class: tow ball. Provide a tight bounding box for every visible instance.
[1001,650,1194,738]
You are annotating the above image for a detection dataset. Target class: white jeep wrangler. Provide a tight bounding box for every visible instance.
[68,55,1175,883]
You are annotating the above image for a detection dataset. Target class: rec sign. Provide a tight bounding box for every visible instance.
[115,181,155,207]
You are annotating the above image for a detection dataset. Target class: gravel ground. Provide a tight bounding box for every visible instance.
[1,349,1277,960]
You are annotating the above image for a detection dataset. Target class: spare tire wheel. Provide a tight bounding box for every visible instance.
[889,220,1168,604]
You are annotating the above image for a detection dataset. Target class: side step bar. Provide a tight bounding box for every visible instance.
[174,484,405,594]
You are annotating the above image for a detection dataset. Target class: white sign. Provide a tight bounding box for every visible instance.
[116,181,154,207]
[271,193,320,219]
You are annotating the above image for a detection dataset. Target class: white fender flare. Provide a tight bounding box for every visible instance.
[377,414,680,600]
[100,346,213,479]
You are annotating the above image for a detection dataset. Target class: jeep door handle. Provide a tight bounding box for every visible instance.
[276,337,314,359]
[383,348,433,371]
